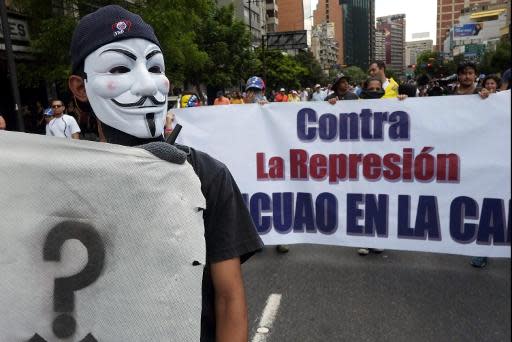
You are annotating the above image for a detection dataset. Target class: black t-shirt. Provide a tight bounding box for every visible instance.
[447,85,481,95]
[100,125,263,341]
[324,91,359,101]
[177,145,263,342]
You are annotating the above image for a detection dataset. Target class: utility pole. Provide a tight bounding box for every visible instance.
[0,0,24,132]
[261,33,266,83]
[248,0,252,46]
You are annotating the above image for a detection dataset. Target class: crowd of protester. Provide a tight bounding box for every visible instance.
[161,60,509,263]
[169,61,509,109]
[1,60,509,266]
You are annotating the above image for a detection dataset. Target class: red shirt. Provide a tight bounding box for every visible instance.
[214,97,231,105]
[274,93,288,102]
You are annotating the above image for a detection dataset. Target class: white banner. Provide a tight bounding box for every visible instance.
[175,91,511,258]
[0,132,205,341]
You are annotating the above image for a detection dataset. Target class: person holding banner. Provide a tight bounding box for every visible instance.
[243,76,268,104]
[447,61,491,268]
[325,73,359,104]
[0,114,6,130]
[448,61,490,98]
[368,60,399,99]
[482,74,501,93]
[67,5,263,341]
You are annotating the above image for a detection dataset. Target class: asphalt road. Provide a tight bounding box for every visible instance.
[243,245,511,342]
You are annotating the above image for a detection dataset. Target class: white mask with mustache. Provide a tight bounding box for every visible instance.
[84,38,169,138]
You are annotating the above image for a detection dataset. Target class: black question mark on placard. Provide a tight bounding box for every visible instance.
[43,221,105,339]
[29,332,98,342]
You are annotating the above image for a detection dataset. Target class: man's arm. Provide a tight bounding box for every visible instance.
[69,116,81,139]
[211,257,248,342]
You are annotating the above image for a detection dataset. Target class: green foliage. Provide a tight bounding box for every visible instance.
[193,3,253,89]
[293,51,328,87]
[414,51,442,77]
[478,39,511,75]
[255,49,307,91]
[341,66,366,84]
[136,0,211,87]
[12,0,334,93]
[13,0,75,88]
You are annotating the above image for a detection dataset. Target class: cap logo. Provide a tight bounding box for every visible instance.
[112,20,132,37]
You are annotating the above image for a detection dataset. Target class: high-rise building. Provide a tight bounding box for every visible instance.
[311,22,339,73]
[374,30,386,62]
[265,0,279,33]
[405,39,434,66]
[217,0,266,46]
[376,14,406,74]
[339,0,375,70]
[444,1,509,58]
[276,0,304,32]
[313,0,344,65]
[436,0,509,50]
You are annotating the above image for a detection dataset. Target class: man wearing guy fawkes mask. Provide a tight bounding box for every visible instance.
[68,5,262,341]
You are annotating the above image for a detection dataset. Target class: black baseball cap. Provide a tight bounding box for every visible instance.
[70,5,160,73]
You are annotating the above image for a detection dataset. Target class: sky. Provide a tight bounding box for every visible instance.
[307,0,437,42]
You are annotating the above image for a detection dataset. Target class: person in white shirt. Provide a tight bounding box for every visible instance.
[46,99,81,139]
[311,84,325,101]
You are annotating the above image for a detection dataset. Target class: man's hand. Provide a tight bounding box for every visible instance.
[478,88,490,99]
[328,97,337,105]
[211,257,248,342]
[397,94,408,101]
[164,112,175,138]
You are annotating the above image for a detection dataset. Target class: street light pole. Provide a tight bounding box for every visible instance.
[248,0,252,45]
[0,0,24,132]
[261,33,266,82]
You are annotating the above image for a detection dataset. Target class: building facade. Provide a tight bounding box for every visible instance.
[405,39,434,66]
[313,0,344,65]
[376,14,406,75]
[374,29,386,62]
[442,1,509,59]
[339,0,375,70]
[218,0,266,46]
[276,0,304,32]
[265,0,279,33]
[311,22,338,74]
[436,0,508,50]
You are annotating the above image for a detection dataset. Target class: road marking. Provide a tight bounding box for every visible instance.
[251,293,282,342]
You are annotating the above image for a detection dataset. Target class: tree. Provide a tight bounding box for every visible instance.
[193,4,253,90]
[136,0,212,88]
[293,51,328,87]
[13,0,126,92]
[341,66,366,85]
[254,49,307,91]
[414,51,443,77]
[478,39,511,75]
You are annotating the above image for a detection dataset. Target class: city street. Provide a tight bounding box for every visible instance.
[244,245,511,342]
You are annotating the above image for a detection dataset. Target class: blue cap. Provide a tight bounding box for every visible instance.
[246,76,265,90]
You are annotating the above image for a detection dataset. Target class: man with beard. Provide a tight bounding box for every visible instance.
[67,5,262,341]
[448,61,490,97]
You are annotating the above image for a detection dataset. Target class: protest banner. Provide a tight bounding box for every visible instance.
[175,91,511,258]
[0,132,205,341]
